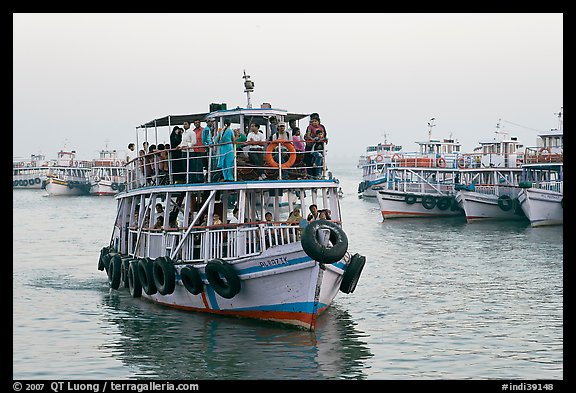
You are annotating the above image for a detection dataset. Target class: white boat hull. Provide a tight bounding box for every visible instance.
[376,189,463,219]
[455,190,526,222]
[45,179,89,196]
[145,246,343,329]
[517,187,563,227]
[90,180,122,196]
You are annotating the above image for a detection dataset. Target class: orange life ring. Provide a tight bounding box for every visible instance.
[366,155,372,162]
[115,160,121,166]
[436,156,447,168]
[264,140,297,168]
[391,153,402,161]
[457,157,466,169]
[375,154,384,163]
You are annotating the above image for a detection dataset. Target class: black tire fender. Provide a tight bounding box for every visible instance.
[120,258,132,289]
[340,253,366,294]
[436,197,451,211]
[421,195,437,210]
[128,260,142,298]
[205,259,241,299]
[108,254,122,290]
[497,194,513,211]
[180,265,204,295]
[138,257,157,295]
[153,256,176,295]
[405,194,417,204]
[301,220,349,264]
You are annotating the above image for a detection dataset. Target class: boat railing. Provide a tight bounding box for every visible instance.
[389,180,455,195]
[471,184,522,197]
[524,146,563,164]
[532,180,563,193]
[124,140,327,191]
[128,221,303,262]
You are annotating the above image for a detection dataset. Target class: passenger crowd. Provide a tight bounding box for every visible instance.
[124,113,328,186]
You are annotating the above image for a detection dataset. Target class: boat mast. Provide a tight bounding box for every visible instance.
[243,70,255,109]
[554,106,562,132]
[427,117,436,141]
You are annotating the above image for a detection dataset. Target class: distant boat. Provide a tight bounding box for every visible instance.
[44,150,92,196]
[12,154,52,189]
[357,139,403,198]
[454,121,527,222]
[89,149,126,196]
[374,121,464,219]
[517,110,563,227]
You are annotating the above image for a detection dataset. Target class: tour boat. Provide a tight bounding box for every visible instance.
[357,138,403,198]
[517,111,563,227]
[374,120,464,219]
[517,163,563,227]
[89,148,127,196]
[454,123,527,222]
[97,72,366,331]
[45,150,92,196]
[13,154,53,189]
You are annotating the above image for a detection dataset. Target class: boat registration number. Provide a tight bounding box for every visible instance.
[259,256,288,268]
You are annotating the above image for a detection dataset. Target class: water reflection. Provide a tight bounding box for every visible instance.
[99,290,373,380]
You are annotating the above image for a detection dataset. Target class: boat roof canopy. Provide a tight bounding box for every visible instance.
[137,108,311,130]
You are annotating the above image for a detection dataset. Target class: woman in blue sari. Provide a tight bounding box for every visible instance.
[215,119,235,181]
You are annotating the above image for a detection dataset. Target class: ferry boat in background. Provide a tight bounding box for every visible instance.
[357,136,403,198]
[45,150,93,196]
[98,72,366,331]
[13,154,53,189]
[454,121,527,222]
[374,119,464,219]
[517,108,563,227]
[89,148,126,196]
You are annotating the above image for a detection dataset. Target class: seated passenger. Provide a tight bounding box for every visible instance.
[246,122,267,180]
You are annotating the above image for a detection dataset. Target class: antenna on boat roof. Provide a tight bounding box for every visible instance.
[553,106,562,132]
[494,118,506,139]
[243,70,255,109]
[382,132,388,144]
[427,117,436,140]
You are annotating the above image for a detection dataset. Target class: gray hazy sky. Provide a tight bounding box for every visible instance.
[13,13,563,162]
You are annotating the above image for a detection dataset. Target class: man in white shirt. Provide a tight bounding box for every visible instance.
[178,120,197,149]
[178,120,203,183]
[125,143,137,186]
[245,122,267,179]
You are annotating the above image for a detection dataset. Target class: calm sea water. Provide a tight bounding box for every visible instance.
[12,159,563,381]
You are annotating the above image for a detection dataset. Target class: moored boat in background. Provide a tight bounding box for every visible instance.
[89,148,126,196]
[45,150,92,196]
[13,154,53,189]
[454,122,527,222]
[517,108,563,227]
[374,119,464,219]
[357,137,403,198]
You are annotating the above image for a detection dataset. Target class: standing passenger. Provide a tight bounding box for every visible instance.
[179,120,203,183]
[125,143,137,187]
[215,119,235,181]
[170,126,184,183]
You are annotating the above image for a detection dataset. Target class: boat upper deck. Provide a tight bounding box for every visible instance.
[124,105,332,193]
